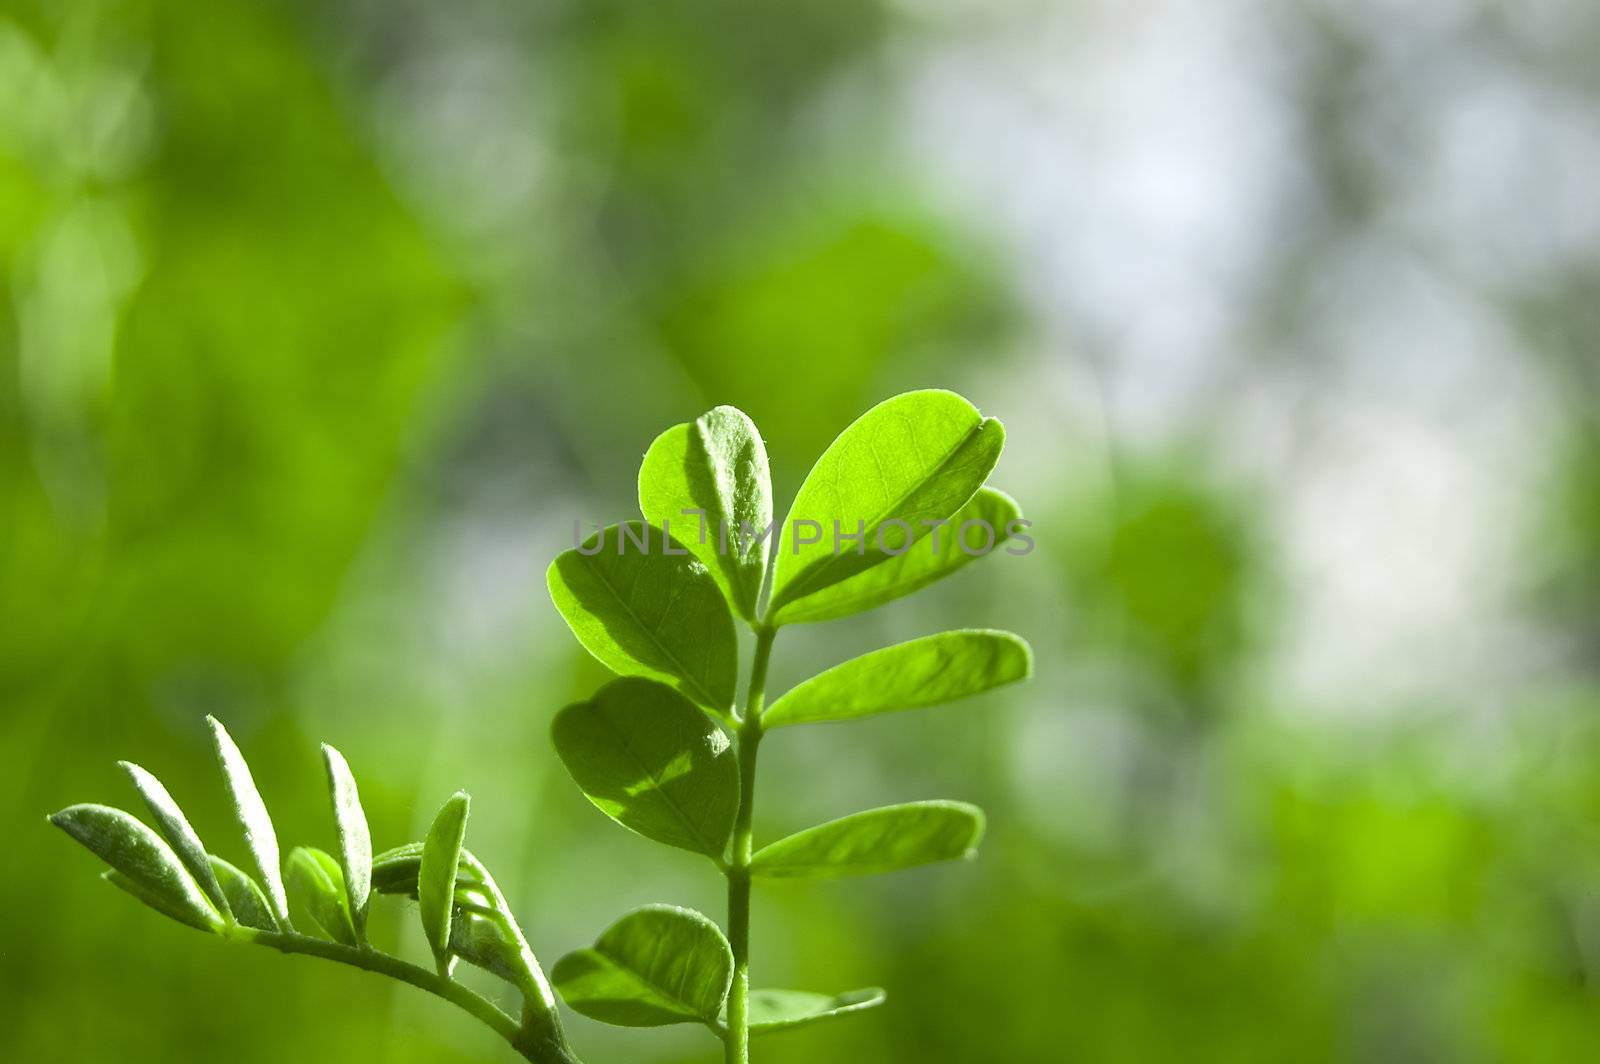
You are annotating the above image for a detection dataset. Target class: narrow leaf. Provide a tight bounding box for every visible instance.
[763,630,1032,729]
[207,716,289,929]
[773,488,1021,625]
[750,801,985,880]
[638,406,773,621]
[420,792,470,970]
[321,743,371,938]
[547,522,738,713]
[287,846,359,946]
[552,905,733,1027]
[210,856,276,931]
[552,677,738,858]
[746,988,886,1036]
[770,390,1005,615]
[103,871,219,933]
[50,804,223,932]
[118,761,232,919]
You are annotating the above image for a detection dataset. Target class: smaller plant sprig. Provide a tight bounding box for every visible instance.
[545,389,1033,1063]
[50,718,584,1064]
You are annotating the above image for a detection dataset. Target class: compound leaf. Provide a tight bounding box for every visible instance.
[51,804,223,933]
[207,716,290,929]
[770,390,1004,616]
[287,846,358,946]
[209,855,276,931]
[321,743,371,938]
[552,677,738,859]
[639,406,772,622]
[744,988,887,1036]
[552,904,732,1027]
[118,761,231,919]
[763,630,1031,729]
[773,488,1021,625]
[548,522,738,713]
[419,792,470,970]
[750,801,985,880]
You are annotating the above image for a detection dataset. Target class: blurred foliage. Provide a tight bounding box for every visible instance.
[6,0,1600,1062]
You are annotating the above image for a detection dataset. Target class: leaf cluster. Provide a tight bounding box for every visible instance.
[546,390,1032,1058]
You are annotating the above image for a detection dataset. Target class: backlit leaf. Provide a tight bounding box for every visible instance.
[750,801,985,880]
[118,761,232,919]
[419,791,470,970]
[762,630,1031,729]
[208,716,289,929]
[772,488,1021,625]
[51,804,223,933]
[639,405,772,622]
[321,744,371,938]
[552,905,732,1027]
[746,988,886,1036]
[287,846,358,946]
[548,522,738,713]
[552,677,738,858]
[769,390,1004,615]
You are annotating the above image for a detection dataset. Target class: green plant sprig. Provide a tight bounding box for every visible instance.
[546,389,1032,1062]
[52,389,1031,1064]
[50,719,584,1064]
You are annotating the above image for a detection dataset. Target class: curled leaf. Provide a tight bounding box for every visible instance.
[287,846,358,946]
[638,406,773,621]
[321,744,371,939]
[210,855,276,931]
[419,792,470,972]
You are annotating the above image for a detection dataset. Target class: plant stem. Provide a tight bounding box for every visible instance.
[241,929,582,1064]
[726,624,776,1064]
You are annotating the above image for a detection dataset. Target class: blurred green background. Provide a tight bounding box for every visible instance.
[6,0,1600,1060]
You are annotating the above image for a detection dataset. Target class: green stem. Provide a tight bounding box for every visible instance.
[240,929,582,1064]
[726,625,776,1064]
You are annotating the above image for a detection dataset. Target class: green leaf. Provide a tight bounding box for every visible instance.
[769,390,1004,616]
[371,841,483,898]
[750,801,985,880]
[639,405,773,622]
[118,761,232,920]
[321,743,371,938]
[419,791,470,971]
[209,856,276,931]
[763,630,1032,729]
[745,988,887,1036]
[207,716,290,929]
[102,871,219,933]
[551,677,738,859]
[547,521,738,713]
[773,488,1021,625]
[287,846,359,946]
[450,911,527,986]
[50,804,223,933]
[552,904,733,1028]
